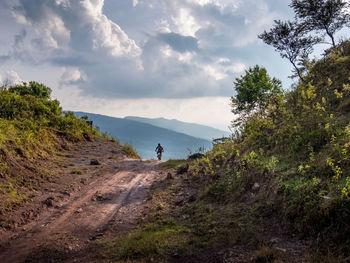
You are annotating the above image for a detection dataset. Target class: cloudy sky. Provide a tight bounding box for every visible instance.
[0,0,329,131]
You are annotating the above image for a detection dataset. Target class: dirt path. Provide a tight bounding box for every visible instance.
[0,159,161,263]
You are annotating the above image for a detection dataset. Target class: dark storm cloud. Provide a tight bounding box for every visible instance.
[0,0,296,99]
[156,32,198,53]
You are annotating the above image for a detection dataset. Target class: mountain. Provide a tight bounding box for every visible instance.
[74,112,212,160]
[124,116,230,140]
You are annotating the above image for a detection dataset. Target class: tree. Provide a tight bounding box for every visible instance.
[259,20,319,82]
[8,81,52,99]
[290,0,350,47]
[231,65,283,127]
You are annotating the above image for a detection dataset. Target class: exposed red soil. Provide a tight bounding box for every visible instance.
[0,139,163,262]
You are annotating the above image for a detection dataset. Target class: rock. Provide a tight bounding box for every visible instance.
[43,197,55,207]
[269,237,280,244]
[275,247,287,253]
[75,208,83,213]
[82,132,94,142]
[166,172,173,179]
[92,191,109,201]
[176,164,189,175]
[54,204,63,209]
[174,198,184,206]
[61,190,71,196]
[188,195,196,203]
[90,159,101,165]
[252,183,260,191]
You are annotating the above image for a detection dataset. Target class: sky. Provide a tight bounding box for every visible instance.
[0,0,345,131]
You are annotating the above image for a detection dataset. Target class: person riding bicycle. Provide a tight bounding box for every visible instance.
[155,143,164,160]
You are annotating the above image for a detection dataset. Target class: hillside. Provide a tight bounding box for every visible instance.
[92,41,350,262]
[0,82,138,234]
[74,112,212,159]
[124,116,230,140]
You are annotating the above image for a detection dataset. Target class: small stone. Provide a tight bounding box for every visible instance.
[43,197,55,207]
[61,190,71,196]
[270,237,280,244]
[188,195,196,203]
[176,164,189,175]
[90,159,101,165]
[175,198,184,206]
[75,208,83,213]
[275,247,287,253]
[252,183,260,191]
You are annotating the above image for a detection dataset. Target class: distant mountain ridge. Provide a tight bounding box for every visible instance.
[74,112,212,160]
[124,116,230,140]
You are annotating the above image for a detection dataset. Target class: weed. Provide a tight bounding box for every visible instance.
[99,220,190,261]
[159,159,187,169]
[122,143,140,159]
[71,168,83,175]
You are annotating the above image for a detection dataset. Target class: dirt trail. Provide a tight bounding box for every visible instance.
[0,159,161,263]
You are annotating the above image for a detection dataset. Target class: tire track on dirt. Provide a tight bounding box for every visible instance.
[0,159,160,263]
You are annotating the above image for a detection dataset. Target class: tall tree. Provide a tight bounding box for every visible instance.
[290,0,350,47]
[9,81,52,99]
[259,20,319,82]
[231,65,282,127]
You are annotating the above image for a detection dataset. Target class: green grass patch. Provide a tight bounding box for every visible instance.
[158,159,187,169]
[122,143,141,159]
[99,220,191,261]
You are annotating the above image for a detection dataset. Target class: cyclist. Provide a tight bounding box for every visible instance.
[155,143,164,160]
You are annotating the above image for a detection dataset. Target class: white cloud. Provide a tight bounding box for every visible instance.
[80,0,141,57]
[10,0,140,59]
[132,0,139,7]
[2,0,290,100]
[60,67,87,85]
[0,70,24,86]
[172,8,201,37]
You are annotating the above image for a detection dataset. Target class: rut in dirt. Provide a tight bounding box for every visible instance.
[0,159,161,263]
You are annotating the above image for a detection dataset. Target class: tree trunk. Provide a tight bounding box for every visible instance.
[290,59,306,83]
[325,27,336,47]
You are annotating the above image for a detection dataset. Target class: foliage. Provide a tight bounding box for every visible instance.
[153,41,350,260]
[290,0,350,47]
[0,82,124,216]
[8,81,52,99]
[122,143,141,159]
[229,41,350,258]
[231,65,283,128]
[98,220,190,261]
[259,20,319,82]
[260,0,350,82]
[0,82,98,142]
[159,159,187,169]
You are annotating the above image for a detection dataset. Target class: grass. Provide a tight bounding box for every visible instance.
[71,168,83,175]
[97,220,191,261]
[122,143,141,159]
[158,159,187,169]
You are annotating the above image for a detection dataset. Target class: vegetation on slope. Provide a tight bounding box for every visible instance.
[95,3,350,259]
[0,81,139,220]
[96,41,350,263]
